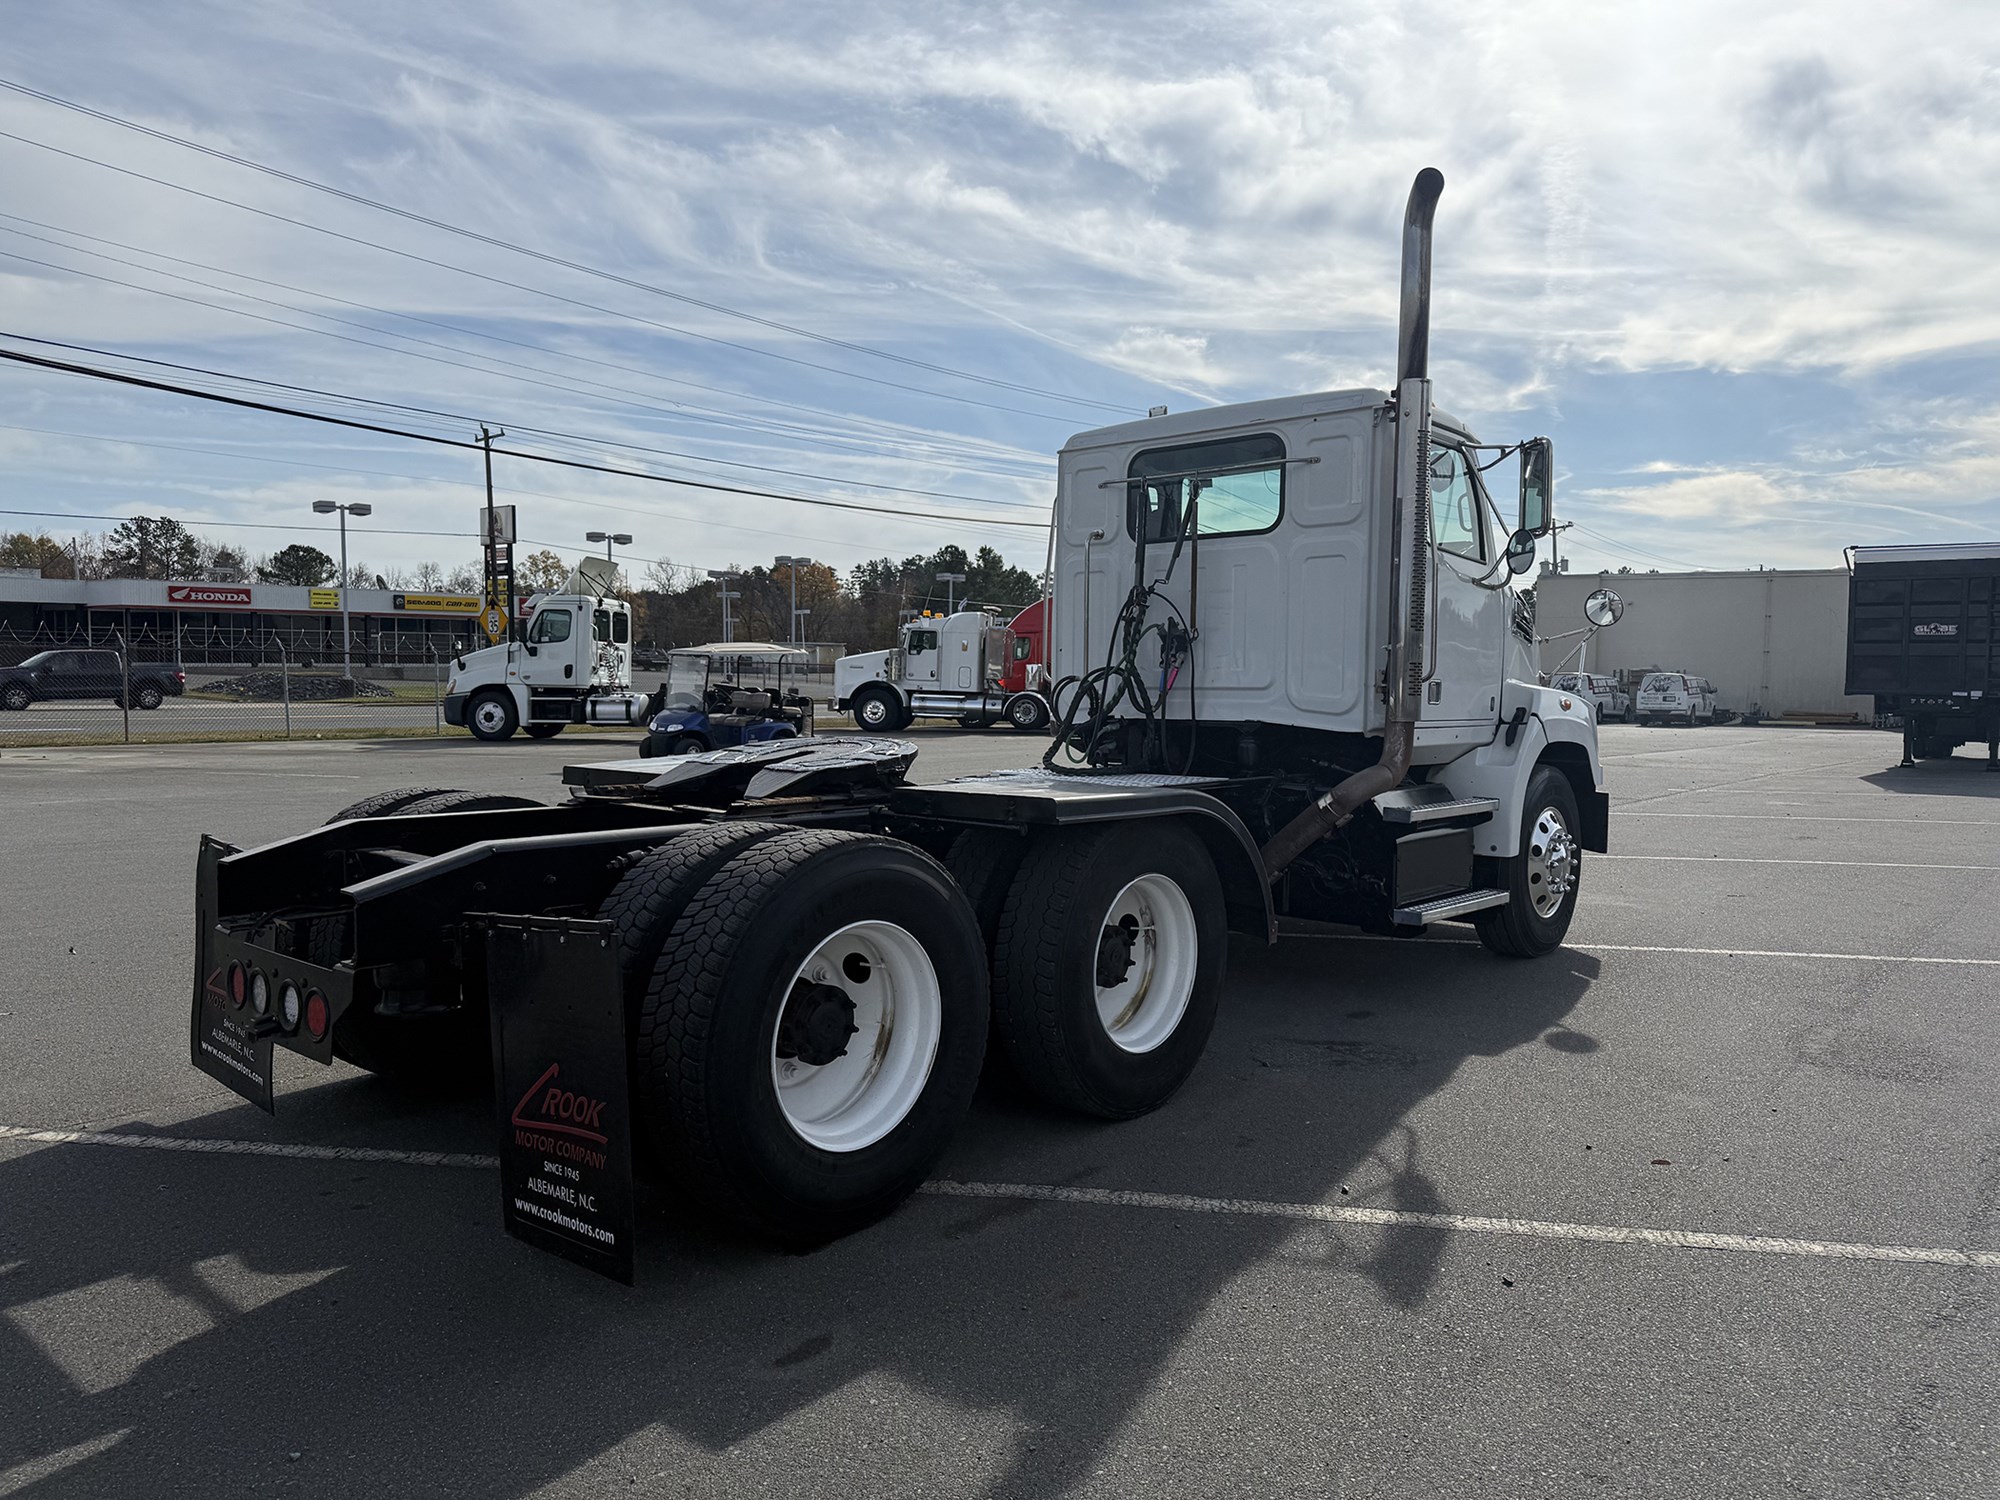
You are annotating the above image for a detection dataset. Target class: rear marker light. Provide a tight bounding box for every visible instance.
[227,962,246,1007]
[248,970,270,1017]
[303,990,329,1042]
[279,981,303,1032]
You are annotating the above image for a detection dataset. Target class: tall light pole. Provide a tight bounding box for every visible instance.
[774,555,815,645]
[936,570,967,614]
[707,569,739,643]
[312,499,372,681]
[586,531,633,583]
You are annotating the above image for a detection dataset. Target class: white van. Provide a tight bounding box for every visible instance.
[1635,671,1718,726]
[1549,671,1630,724]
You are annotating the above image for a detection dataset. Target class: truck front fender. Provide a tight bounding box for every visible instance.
[1434,682,1606,857]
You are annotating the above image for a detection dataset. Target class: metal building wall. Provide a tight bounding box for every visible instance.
[1534,568,1871,716]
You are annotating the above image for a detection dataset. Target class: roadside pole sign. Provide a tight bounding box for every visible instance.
[484,916,636,1284]
[481,598,508,643]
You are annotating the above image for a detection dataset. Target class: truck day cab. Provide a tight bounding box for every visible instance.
[834,598,1051,732]
[444,585,652,741]
[185,170,1612,1270]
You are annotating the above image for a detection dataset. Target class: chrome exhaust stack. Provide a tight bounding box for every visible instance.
[1263,167,1442,879]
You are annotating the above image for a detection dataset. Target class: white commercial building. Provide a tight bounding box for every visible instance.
[1535,567,1871,718]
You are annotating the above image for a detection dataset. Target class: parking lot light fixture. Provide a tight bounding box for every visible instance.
[936,571,967,614]
[311,500,372,681]
[586,531,634,570]
[775,555,816,645]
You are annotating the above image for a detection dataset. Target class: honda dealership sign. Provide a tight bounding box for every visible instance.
[167,584,254,607]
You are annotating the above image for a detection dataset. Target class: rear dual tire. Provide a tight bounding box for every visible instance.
[606,829,988,1245]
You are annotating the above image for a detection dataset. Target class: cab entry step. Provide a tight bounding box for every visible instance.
[1392,888,1508,926]
[1374,786,1501,825]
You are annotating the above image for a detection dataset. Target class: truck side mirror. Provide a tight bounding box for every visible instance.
[1519,437,1553,536]
[1505,530,1537,576]
[1584,588,1624,627]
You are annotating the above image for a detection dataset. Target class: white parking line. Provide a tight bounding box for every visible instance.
[1298,934,2000,966]
[7,1124,1996,1272]
[0,1124,496,1168]
[1625,811,2000,825]
[919,1181,2000,1270]
[1600,854,2000,872]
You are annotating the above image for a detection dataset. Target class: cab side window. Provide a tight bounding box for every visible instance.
[1430,446,1486,561]
[612,611,630,644]
[529,609,572,644]
[592,608,611,642]
[907,630,938,652]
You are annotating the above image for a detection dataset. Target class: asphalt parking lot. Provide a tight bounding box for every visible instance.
[2,725,1995,1497]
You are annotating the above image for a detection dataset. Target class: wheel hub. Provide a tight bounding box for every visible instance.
[1096,914,1141,988]
[1525,806,1577,918]
[776,981,859,1067]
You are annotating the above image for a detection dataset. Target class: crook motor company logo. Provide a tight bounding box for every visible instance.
[510,1062,610,1166]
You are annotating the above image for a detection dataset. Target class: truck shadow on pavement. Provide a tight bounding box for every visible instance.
[1861,761,2000,798]
[0,937,1596,1497]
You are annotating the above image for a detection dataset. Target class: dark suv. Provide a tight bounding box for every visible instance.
[0,650,187,711]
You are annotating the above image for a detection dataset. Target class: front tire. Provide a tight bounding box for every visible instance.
[1005,693,1051,732]
[1475,765,1582,959]
[467,690,519,741]
[851,687,901,733]
[991,822,1225,1119]
[631,830,989,1244]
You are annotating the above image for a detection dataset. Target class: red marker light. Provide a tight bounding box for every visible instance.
[304,991,330,1042]
[227,962,246,1006]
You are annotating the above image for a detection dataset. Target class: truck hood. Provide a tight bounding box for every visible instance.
[834,649,893,687]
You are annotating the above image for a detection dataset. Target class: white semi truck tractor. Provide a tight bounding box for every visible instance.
[442,557,654,741]
[833,602,1052,732]
[185,169,1616,1269]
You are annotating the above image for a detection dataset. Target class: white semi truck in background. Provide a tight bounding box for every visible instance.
[443,556,654,741]
[185,169,1619,1269]
[833,598,1051,732]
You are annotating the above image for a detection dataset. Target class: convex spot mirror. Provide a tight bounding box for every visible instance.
[1505,530,1538,576]
[1584,588,1625,628]
[1519,437,1553,537]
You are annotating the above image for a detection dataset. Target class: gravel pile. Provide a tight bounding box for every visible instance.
[206,672,395,701]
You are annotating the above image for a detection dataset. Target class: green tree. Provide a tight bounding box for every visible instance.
[0,532,77,579]
[257,543,337,586]
[517,549,572,593]
[103,516,202,580]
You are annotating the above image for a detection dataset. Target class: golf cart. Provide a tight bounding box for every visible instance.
[636,641,816,757]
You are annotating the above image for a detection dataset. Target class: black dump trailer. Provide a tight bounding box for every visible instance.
[1846,543,2000,768]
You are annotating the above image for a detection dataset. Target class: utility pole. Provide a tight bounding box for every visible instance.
[478,426,513,644]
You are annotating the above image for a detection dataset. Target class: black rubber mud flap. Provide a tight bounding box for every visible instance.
[485,915,637,1285]
[191,835,274,1113]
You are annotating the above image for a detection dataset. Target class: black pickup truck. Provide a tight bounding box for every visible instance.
[0,649,187,711]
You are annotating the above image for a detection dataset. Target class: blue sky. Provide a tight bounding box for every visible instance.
[1,0,1996,583]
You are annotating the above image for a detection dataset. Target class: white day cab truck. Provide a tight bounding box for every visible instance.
[184,170,1617,1281]
[442,556,655,741]
[833,598,1052,732]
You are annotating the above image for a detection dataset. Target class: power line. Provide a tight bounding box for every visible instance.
[0,339,1052,531]
[0,75,1133,414]
[0,239,1047,511]
[0,124,1105,425]
[0,211,1054,478]
[0,421,957,555]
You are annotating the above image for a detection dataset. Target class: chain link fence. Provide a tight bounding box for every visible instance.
[0,627,453,747]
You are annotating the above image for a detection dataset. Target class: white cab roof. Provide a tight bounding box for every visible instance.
[1062,388,1467,453]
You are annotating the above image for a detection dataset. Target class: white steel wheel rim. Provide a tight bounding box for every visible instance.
[859,697,889,726]
[770,920,941,1153]
[1094,873,1198,1054]
[473,698,509,733]
[1525,805,1577,918]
